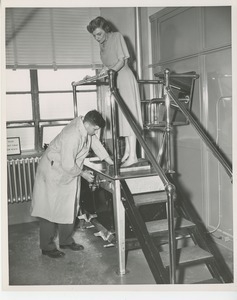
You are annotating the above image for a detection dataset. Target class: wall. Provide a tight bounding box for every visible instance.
[8,202,37,225]
[148,7,232,248]
[100,8,136,70]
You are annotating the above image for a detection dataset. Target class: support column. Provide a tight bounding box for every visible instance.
[113,179,126,275]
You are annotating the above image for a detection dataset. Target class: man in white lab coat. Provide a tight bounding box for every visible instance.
[31,110,113,258]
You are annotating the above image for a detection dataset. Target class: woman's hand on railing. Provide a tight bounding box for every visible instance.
[83,75,92,81]
[99,67,108,76]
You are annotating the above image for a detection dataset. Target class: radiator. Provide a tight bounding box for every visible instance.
[7,157,41,204]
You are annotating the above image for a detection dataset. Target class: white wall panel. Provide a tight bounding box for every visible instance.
[149,6,232,243]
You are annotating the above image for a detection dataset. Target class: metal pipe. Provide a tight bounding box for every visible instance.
[135,8,146,159]
[113,179,126,275]
[166,183,176,284]
[72,84,78,117]
[163,68,176,283]
[108,70,119,177]
[165,92,173,172]
[135,7,142,79]
[168,89,232,180]
[157,131,167,165]
[155,72,199,79]
[138,79,163,84]
[164,69,172,172]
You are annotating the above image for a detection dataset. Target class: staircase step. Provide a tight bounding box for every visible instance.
[134,191,167,206]
[160,245,213,268]
[194,278,221,284]
[146,218,195,235]
[125,175,164,194]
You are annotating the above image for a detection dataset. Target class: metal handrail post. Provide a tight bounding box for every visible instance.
[71,83,78,117]
[108,70,120,177]
[166,183,176,284]
[111,78,177,282]
[164,69,173,173]
[164,68,176,284]
[107,69,177,283]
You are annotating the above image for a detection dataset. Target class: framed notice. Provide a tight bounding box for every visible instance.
[7,137,21,155]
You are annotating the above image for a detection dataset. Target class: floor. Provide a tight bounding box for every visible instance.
[7,220,234,287]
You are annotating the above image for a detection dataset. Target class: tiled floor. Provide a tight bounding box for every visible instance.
[6,221,233,286]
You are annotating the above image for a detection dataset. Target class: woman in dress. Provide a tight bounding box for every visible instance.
[87,16,143,167]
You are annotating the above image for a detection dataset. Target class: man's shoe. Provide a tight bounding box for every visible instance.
[60,242,84,251]
[42,248,65,258]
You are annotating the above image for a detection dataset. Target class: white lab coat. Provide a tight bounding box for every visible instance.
[31,116,109,224]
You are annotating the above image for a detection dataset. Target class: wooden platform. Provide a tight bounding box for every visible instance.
[120,158,151,173]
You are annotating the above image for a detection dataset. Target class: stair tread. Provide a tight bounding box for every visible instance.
[194,278,221,284]
[160,245,213,267]
[134,191,167,206]
[125,175,164,194]
[146,218,195,234]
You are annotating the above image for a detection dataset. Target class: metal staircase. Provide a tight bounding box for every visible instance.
[74,68,233,284]
[108,68,233,284]
[120,176,233,284]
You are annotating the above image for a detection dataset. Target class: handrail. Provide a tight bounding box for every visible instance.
[137,79,163,84]
[155,72,199,79]
[72,74,108,87]
[167,87,232,181]
[108,70,171,187]
[108,70,177,284]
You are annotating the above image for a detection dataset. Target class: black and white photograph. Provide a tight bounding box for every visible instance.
[1,0,237,299]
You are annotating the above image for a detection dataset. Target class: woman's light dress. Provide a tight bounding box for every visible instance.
[100,32,143,136]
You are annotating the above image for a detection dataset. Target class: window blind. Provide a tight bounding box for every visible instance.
[6,7,102,69]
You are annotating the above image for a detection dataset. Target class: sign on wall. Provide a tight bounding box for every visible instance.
[7,137,21,155]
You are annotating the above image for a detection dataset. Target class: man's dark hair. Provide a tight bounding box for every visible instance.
[84,110,105,128]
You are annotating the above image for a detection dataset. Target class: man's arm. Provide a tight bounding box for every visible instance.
[61,133,84,176]
[91,135,113,165]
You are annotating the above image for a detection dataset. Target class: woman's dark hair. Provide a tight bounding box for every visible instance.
[84,110,105,128]
[87,16,112,34]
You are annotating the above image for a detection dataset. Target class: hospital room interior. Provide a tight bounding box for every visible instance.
[4,6,234,286]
